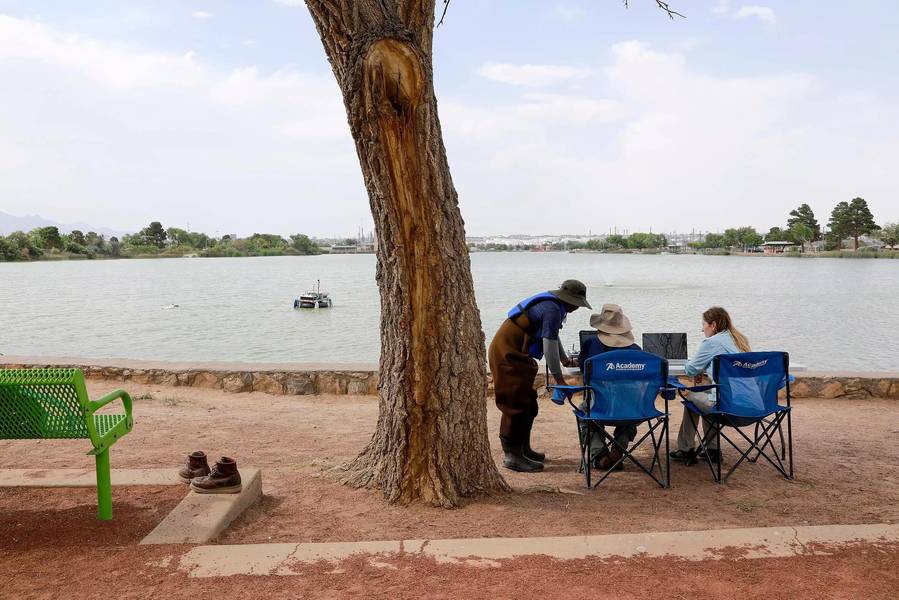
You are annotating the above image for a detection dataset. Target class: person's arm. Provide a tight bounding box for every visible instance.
[543,339,567,385]
[558,340,577,367]
[685,338,717,377]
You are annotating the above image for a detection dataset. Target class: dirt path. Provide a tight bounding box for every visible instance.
[4,381,896,544]
[1,382,897,598]
[1,543,897,599]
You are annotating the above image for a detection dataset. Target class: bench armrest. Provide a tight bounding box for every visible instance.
[84,389,134,455]
[87,389,133,419]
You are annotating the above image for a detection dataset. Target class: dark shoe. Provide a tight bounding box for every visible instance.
[670,449,697,466]
[699,448,721,463]
[178,450,210,483]
[523,430,545,463]
[596,446,625,471]
[190,456,242,494]
[500,438,543,473]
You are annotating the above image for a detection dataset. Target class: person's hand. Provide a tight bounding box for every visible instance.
[693,373,709,385]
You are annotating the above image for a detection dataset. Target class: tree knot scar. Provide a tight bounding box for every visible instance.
[363,39,424,118]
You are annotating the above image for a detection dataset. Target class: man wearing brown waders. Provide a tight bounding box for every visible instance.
[489,280,591,472]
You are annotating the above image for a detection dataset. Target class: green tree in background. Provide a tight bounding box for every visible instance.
[69,230,86,246]
[702,233,726,249]
[140,221,168,249]
[765,227,796,243]
[788,223,814,252]
[289,234,321,255]
[723,227,763,251]
[787,204,821,241]
[878,222,899,249]
[5,231,41,259]
[33,226,63,250]
[828,198,879,250]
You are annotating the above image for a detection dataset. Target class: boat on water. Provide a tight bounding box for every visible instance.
[294,280,333,309]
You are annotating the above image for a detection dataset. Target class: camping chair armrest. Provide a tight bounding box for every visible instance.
[777,374,796,390]
[547,385,587,406]
[87,389,133,420]
[659,386,678,401]
[673,383,718,401]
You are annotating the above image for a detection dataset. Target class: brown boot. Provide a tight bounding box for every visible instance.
[178,451,210,483]
[597,446,625,471]
[190,456,242,494]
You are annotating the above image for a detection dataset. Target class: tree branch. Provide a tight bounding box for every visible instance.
[436,0,450,28]
[623,0,686,19]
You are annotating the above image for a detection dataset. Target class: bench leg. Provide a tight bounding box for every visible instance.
[95,449,112,520]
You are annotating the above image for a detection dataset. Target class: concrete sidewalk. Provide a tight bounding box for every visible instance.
[180,522,899,577]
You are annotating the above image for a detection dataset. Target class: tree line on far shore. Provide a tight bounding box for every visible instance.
[2,198,896,262]
[0,221,322,262]
[474,198,896,254]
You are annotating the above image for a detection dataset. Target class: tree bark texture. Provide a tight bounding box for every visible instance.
[305,1,509,506]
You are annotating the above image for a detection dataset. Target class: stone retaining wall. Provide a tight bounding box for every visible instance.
[1,357,897,400]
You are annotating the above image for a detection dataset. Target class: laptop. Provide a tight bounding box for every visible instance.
[642,333,688,361]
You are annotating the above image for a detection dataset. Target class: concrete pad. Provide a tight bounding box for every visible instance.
[0,468,182,487]
[179,523,899,577]
[140,468,262,545]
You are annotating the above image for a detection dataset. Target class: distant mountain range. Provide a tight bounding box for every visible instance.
[0,211,126,238]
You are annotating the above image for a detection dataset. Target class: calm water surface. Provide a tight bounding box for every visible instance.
[1,253,897,371]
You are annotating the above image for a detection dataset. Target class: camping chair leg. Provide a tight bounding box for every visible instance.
[721,415,790,482]
[750,422,760,463]
[665,416,670,488]
[576,419,586,474]
[695,415,721,483]
[95,449,112,521]
[779,420,786,461]
[752,418,787,463]
[585,421,592,488]
[716,423,722,483]
[787,410,794,479]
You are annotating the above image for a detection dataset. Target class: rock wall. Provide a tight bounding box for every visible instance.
[1,359,897,399]
[0,361,378,396]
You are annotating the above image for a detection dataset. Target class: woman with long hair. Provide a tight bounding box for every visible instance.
[670,306,751,465]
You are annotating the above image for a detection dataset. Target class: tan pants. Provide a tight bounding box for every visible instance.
[677,391,719,451]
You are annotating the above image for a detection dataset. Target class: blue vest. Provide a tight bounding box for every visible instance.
[507,292,568,360]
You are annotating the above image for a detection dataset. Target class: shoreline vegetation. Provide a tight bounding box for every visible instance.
[2,198,898,262]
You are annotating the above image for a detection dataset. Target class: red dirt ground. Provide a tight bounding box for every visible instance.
[1,382,897,598]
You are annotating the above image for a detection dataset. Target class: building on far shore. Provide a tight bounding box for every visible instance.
[762,241,797,254]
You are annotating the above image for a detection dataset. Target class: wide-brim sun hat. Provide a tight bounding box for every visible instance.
[549,279,591,309]
[590,303,635,348]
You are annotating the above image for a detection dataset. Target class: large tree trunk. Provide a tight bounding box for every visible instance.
[305,1,509,506]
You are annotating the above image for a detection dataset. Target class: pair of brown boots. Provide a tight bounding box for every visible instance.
[178,451,242,494]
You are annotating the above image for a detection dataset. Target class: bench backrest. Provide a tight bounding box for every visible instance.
[0,368,92,439]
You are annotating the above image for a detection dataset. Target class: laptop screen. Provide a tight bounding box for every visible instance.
[642,333,688,359]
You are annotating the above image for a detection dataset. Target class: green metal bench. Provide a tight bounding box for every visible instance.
[0,368,134,520]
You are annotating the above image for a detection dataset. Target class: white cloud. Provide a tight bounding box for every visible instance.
[0,15,362,235]
[478,63,591,87]
[734,5,778,24]
[192,11,213,20]
[443,40,899,234]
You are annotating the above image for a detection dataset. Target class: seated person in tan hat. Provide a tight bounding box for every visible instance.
[577,303,641,471]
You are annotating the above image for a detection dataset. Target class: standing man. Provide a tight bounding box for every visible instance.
[488,280,591,472]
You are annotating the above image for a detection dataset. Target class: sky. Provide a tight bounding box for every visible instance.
[0,0,897,238]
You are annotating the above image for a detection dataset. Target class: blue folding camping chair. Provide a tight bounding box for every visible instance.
[670,351,794,483]
[550,350,675,489]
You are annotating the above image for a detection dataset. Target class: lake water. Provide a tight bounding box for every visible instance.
[1,253,897,371]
